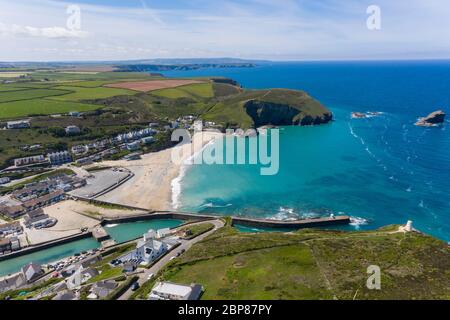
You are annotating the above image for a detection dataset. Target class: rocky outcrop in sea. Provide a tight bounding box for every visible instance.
[415,110,446,127]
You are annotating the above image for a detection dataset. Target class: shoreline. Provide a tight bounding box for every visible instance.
[171,138,218,210]
[97,131,223,211]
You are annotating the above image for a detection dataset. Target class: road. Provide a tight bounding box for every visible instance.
[118,219,224,300]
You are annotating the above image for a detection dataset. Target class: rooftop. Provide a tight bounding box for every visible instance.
[152,281,192,297]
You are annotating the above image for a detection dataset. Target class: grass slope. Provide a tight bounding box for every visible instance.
[0,99,100,119]
[152,82,214,99]
[132,226,450,300]
[48,86,136,101]
[0,88,70,103]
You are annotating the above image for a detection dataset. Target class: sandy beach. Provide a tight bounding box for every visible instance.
[97,131,223,211]
[25,200,148,244]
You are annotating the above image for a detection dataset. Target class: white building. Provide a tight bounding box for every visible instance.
[65,125,81,135]
[7,120,30,129]
[14,155,47,167]
[157,228,172,239]
[193,120,203,131]
[0,177,10,185]
[71,145,89,156]
[141,136,155,145]
[135,239,168,264]
[143,229,157,241]
[126,141,141,151]
[66,266,99,289]
[119,237,168,265]
[149,282,203,300]
[47,151,72,165]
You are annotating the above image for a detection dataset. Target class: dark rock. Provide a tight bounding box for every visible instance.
[244,100,333,127]
[415,110,446,127]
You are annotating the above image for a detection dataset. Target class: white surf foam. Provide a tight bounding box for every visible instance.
[349,216,369,229]
[171,139,216,210]
[200,202,233,209]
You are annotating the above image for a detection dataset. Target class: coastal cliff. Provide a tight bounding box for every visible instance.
[244,89,332,127]
[203,87,333,129]
[245,100,332,126]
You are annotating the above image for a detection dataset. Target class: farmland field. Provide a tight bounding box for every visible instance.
[0,88,70,103]
[0,99,100,119]
[29,71,155,82]
[0,72,29,78]
[0,87,30,92]
[65,80,124,88]
[47,86,136,101]
[105,79,204,92]
[152,82,213,99]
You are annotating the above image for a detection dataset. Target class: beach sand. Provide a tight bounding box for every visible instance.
[97,131,223,211]
[24,200,148,245]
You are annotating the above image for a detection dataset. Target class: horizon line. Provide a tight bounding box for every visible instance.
[2,57,450,65]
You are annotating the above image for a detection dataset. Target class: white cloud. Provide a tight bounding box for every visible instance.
[0,0,449,61]
[0,23,88,39]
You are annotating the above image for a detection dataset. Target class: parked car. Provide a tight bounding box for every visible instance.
[147,273,154,280]
[131,282,140,291]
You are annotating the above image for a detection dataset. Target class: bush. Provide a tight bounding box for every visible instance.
[47,126,66,138]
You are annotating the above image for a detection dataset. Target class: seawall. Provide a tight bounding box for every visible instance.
[231,215,351,229]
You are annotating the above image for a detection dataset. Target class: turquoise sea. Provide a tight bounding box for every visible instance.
[163,61,450,242]
[0,238,100,277]
[104,219,184,243]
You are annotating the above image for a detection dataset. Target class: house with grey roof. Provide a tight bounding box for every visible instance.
[91,280,117,299]
[66,266,99,289]
[23,209,56,229]
[21,262,44,283]
[0,221,23,236]
[0,204,25,219]
[0,238,11,255]
[53,290,77,300]
[0,274,26,293]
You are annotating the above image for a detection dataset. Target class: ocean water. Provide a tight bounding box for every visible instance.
[162,61,450,241]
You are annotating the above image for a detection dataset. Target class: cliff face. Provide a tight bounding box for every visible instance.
[245,100,333,127]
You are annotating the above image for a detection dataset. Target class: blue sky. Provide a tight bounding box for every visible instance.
[0,0,449,61]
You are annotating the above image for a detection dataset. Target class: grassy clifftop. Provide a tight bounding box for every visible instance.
[133,225,450,300]
[203,88,332,129]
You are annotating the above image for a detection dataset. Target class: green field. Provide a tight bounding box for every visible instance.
[0,87,31,92]
[0,99,100,119]
[65,80,124,88]
[152,82,214,99]
[0,88,70,103]
[48,85,136,101]
[29,71,155,82]
[132,225,450,300]
[167,245,331,299]
[203,100,254,128]
[0,71,155,119]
